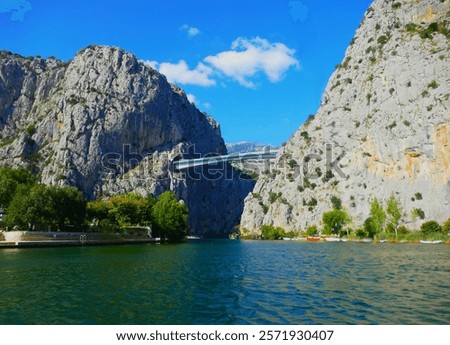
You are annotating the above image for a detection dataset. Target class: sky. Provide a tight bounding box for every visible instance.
[0,0,373,146]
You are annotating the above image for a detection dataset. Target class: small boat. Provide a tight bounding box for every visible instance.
[379,239,388,243]
[420,240,442,244]
[324,237,340,242]
[283,237,293,241]
[185,235,203,240]
[307,236,321,242]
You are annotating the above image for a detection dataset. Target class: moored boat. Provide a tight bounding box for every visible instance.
[324,237,340,242]
[419,240,442,244]
[185,235,202,240]
[307,236,321,242]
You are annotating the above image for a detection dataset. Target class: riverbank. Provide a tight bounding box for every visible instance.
[0,231,159,249]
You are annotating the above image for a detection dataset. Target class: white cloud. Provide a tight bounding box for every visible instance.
[180,24,200,38]
[186,93,197,104]
[204,37,299,88]
[186,94,212,110]
[142,60,158,69]
[144,60,216,87]
[143,37,299,89]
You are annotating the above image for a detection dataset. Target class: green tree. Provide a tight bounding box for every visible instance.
[386,194,402,237]
[86,193,155,231]
[370,198,386,234]
[420,221,443,235]
[363,217,376,238]
[4,184,86,231]
[261,225,285,240]
[443,218,450,234]
[52,186,86,229]
[152,191,188,241]
[322,209,350,235]
[109,193,154,226]
[0,166,35,208]
[306,225,318,236]
[86,199,111,223]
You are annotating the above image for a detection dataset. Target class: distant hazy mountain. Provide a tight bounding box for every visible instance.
[226,141,278,154]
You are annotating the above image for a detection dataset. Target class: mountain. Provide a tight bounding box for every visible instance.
[226,141,277,154]
[0,45,254,235]
[240,0,450,234]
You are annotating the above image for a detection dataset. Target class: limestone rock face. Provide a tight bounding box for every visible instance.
[240,0,450,234]
[0,46,254,235]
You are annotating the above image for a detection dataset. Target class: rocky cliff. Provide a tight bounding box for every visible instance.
[240,0,449,234]
[0,45,254,235]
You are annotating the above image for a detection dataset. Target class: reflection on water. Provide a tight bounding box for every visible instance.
[0,241,449,324]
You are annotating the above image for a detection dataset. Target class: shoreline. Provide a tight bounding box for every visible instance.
[0,230,161,249]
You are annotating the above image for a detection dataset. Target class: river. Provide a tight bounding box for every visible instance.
[0,240,448,324]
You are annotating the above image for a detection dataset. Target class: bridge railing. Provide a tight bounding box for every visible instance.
[172,150,278,170]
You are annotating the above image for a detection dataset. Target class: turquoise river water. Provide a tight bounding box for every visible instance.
[0,240,449,324]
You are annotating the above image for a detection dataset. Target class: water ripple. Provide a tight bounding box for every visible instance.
[0,241,449,324]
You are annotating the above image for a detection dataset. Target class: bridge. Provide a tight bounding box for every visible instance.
[173,150,278,170]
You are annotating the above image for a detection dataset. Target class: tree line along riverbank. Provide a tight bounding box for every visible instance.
[238,194,450,242]
[0,166,188,241]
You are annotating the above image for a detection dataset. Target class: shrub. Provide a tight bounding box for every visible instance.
[363,217,376,238]
[322,209,351,235]
[397,225,410,235]
[300,131,311,144]
[288,159,298,169]
[307,198,318,207]
[428,80,439,89]
[377,35,389,45]
[269,192,281,203]
[388,122,397,130]
[443,218,450,234]
[405,23,417,32]
[306,225,318,236]
[259,202,268,214]
[412,207,425,220]
[421,221,443,234]
[414,192,423,200]
[304,114,315,125]
[261,225,285,240]
[330,196,342,210]
[420,22,439,39]
[355,228,367,238]
[322,170,334,183]
[26,124,36,136]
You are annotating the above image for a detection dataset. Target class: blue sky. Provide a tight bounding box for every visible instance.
[1,0,373,146]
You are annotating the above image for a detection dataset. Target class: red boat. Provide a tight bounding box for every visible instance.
[307,236,321,242]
